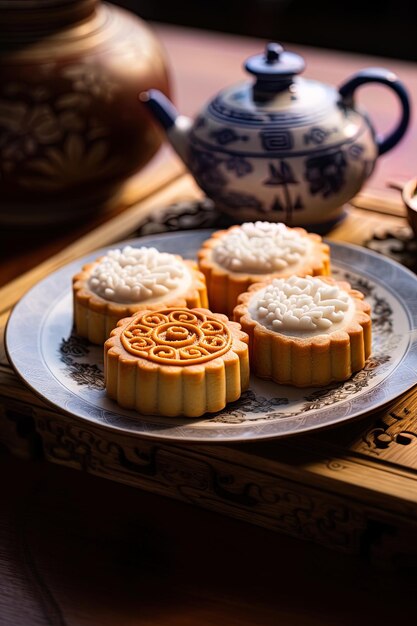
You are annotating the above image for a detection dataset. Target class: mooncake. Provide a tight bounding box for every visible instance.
[104,307,250,418]
[198,221,330,317]
[73,246,208,344]
[234,275,371,387]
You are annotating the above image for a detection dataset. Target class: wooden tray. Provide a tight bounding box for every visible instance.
[2,170,417,564]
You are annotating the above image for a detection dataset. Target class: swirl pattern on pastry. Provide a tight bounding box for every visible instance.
[121,309,232,364]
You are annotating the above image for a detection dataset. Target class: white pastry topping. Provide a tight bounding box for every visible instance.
[212,221,310,273]
[88,246,190,303]
[249,276,353,334]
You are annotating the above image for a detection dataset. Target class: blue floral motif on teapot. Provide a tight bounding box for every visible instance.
[305,150,347,198]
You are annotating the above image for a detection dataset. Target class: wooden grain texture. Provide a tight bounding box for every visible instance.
[352,189,408,216]
[2,451,417,626]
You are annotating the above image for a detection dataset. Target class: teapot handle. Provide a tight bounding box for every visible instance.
[339,68,410,156]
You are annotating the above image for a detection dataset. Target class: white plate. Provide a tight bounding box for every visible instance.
[5,230,417,442]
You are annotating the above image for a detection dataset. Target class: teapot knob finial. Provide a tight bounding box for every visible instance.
[245,43,305,95]
[265,43,283,63]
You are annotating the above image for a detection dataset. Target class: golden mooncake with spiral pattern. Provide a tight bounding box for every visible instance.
[104,307,249,418]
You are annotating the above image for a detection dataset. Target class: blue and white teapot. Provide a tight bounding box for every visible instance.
[141,43,410,231]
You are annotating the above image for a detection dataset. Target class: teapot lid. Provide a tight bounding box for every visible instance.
[245,43,305,93]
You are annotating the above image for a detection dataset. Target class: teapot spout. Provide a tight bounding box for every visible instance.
[139,89,192,165]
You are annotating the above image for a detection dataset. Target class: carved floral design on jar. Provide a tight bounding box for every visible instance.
[0,99,62,168]
[22,134,120,190]
[61,64,119,102]
[0,61,121,188]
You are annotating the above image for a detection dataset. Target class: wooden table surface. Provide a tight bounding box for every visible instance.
[2,22,417,626]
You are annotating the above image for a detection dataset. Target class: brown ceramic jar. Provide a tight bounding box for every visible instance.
[0,0,170,225]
